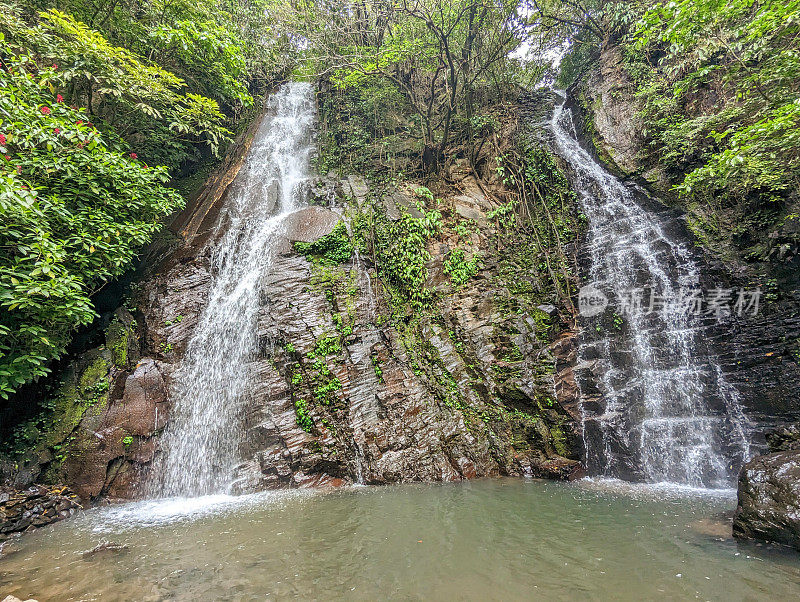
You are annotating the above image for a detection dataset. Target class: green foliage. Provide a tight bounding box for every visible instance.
[309,336,342,358]
[294,397,313,432]
[626,0,800,208]
[372,202,442,312]
[371,354,383,382]
[294,222,353,264]
[301,0,530,168]
[0,8,233,166]
[0,44,184,399]
[121,435,133,446]
[150,19,252,109]
[313,377,342,406]
[443,248,482,287]
[315,78,410,177]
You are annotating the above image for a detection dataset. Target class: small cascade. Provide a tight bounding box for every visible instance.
[152,82,316,497]
[549,95,751,488]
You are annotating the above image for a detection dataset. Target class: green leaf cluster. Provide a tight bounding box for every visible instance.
[0,42,184,399]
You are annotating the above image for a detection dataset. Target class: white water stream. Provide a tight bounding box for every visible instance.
[550,96,751,488]
[152,82,316,497]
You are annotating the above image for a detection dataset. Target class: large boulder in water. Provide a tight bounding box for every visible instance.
[733,449,800,549]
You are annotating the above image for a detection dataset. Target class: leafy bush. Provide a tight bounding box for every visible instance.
[0,8,233,166]
[373,202,442,311]
[0,41,184,399]
[443,248,482,287]
[294,222,353,263]
[627,0,800,204]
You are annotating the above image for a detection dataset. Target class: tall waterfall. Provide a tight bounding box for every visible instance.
[550,96,751,488]
[153,82,315,497]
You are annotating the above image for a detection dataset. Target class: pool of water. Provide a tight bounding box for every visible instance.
[1,478,799,600]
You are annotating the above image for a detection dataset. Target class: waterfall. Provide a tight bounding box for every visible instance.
[549,95,751,488]
[152,82,316,497]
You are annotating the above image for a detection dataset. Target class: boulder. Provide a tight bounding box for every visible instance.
[733,449,800,549]
[283,207,341,244]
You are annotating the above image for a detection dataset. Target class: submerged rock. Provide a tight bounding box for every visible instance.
[733,449,800,549]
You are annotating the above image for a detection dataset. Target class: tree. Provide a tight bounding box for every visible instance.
[0,42,185,398]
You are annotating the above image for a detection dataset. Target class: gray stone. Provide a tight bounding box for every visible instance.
[733,450,800,549]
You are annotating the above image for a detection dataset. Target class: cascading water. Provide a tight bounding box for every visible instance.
[549,95,751,488]
[153,82,316,497]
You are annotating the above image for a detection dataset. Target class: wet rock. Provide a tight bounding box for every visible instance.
[733,450,800,549]
[61,359,169,500]
[382,190,422,220]
[82,541,130,558]
[0,486,81,541]
[343,175,369,207]
[766,423,800,452]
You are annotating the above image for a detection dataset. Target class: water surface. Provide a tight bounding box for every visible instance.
[1,479,798,600]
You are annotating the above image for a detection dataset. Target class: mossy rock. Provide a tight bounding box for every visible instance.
[106,308,139,369]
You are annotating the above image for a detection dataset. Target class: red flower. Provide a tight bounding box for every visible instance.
[40,106,51,115]
[0,133,6,145]
[54,128,60,134]
[56,94,63,103]
[76,120,83,126]
[130,153,138,160]
[52,64,58,70]
[17,165,21,174]
[4,155,10,161]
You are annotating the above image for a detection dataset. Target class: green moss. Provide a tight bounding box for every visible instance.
[549,424,570,457]
[106,316,136,368]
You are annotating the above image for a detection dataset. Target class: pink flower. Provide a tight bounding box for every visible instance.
[4,155,10,161]
[56,94,63,103]
[52,64,58,70]
[130,153,138,159]
[54,128,60,134]
[0,133,6,145]
[76,120,83,126]
[17,165,22,174]
[40,106,51,115]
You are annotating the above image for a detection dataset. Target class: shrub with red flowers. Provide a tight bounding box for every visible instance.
[0,45,184,400]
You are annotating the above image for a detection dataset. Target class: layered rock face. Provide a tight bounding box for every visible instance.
[139,174,581,492]
[734,425,800,549]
